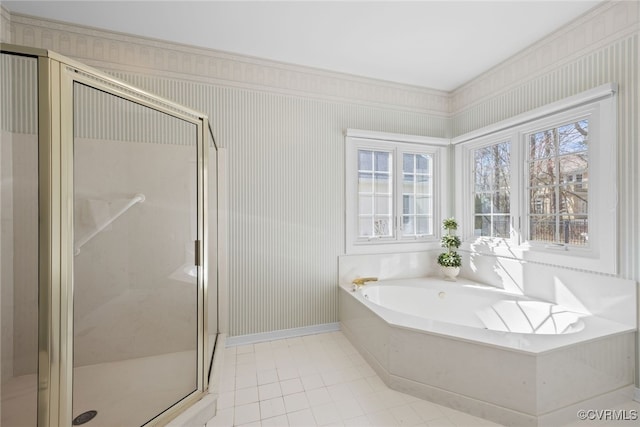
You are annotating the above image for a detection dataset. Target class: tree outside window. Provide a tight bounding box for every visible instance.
[527,119,589,246]
[473,141,511,238]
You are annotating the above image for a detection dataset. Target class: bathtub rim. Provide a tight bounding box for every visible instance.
[339,276,636,355]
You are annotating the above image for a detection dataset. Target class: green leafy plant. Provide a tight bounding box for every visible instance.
[437,217,461,268]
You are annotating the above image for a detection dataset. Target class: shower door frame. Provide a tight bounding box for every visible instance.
[1,43,210,427]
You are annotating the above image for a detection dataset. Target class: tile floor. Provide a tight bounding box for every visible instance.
[205,331,503,427]
[205,330,640,427]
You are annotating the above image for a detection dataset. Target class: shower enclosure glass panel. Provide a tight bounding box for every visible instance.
[0,52,39,427]
[72,83,199,426]
[207,126,218,372]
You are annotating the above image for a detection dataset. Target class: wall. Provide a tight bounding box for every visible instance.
[1,8,450,338]
[1,3,637,348]
[450,0,639,386]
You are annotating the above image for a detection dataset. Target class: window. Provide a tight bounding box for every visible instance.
[473,141,510,238]
[401,153,433,238]
[357,149,393,238]
[454,84,617,274]
[527,119,589,246]
[346,130,448,254]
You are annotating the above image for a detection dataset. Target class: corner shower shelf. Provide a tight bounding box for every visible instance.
[74,193,145,255]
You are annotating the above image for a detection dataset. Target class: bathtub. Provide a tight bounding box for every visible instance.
[339,277,636,426]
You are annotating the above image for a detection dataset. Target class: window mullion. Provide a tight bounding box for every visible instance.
[395,147,402,240]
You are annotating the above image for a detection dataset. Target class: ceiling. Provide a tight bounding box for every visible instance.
[2,1,602,91]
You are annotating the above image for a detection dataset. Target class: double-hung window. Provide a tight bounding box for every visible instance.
[455,84,617,274]
[346,130,448,254]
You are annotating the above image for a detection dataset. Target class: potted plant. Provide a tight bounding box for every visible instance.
[437,217,461,280]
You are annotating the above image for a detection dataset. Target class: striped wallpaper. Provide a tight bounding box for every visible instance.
[0,53,38,134]
[73,82,197,146]
[2,1,638,339]
[101,80,449,335]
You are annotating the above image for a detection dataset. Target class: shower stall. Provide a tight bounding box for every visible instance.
[1,44,219,426]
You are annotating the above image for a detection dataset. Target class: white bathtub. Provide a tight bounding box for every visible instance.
[339,277,636,426]
[361,280,586,335]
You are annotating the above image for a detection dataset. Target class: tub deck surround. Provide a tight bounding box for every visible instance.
[342,277,635,354]
[339,277,636,426]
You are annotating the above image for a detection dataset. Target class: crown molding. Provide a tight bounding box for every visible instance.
[450,0,640,115]
[0,6,11,43]
[3,0,637,119]
[7,12,449,116]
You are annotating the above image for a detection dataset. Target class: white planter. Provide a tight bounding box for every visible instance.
[440,266,460,281]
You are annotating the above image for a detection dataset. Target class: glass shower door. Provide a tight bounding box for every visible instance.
[72,82,200,426]
[0,51,39,427]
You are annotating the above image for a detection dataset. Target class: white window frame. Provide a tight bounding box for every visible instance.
[345,129,449,255]
[453,83,617,274]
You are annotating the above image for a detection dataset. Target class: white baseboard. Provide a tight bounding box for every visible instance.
[634,387,640,403]
[226,322,340,347]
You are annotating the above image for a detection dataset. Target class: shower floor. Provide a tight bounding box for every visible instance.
[2,350,196,427]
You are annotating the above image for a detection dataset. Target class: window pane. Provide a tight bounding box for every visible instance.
[474,215,491,237]
[359,217,373,237]
[530,216,557,243]
[358,150,373,171]
[558,119,588,155]
[416,216,431,235]
[561,215,588,245]
[403,195,414,215]
[375,151,391,172]
[559,185,588,215]
[373,217,392,236]
[375,195,392,215]
[559,154,587,184]
[358,196,372,215]
[529,159,556,187]
[493,191,510,214]
[358,172,373,193]
[403,154,414,173]
[529,187,555,215]
[494,216,510,238]
[415,155,430,174]
[529,129,557,160]
[374,173,391,193]
[415,177,431,195]
[416,196,431,215]
[403,174,414,194]
[474,148,492,192]
[402,216,414,235]
[475,194,492,214]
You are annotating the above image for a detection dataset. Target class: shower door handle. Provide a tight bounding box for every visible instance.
[195,240,202,266]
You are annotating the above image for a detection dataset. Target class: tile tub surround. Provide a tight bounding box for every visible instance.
[339,281,636,427]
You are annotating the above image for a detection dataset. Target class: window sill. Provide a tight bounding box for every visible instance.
[347,239,440,255]
[463,238,616,275]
